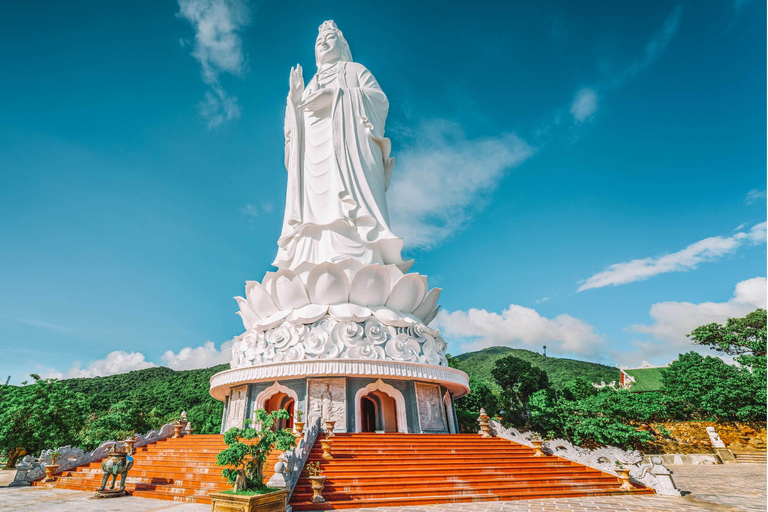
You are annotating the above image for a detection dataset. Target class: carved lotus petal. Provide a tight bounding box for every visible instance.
[294,261,316,286]
[235,297,259,330]
[371,306,413,328]
[385,274,426,314]
[246,281,279,319]
[382,264,404,292]
[349,265,390,307]
[423,306,440,326]
[262,271,276,295]
[337,259,364,285]
[307,262,350,305]
[328,303,372,322]
[412,288,441,321]
[288,303,329,324]
[271,269,310,311]
[256,309,291,331]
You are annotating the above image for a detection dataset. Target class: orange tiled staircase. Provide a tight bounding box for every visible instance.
[33,434,279,504]
[289,433,653,510]
[34,432,653,507]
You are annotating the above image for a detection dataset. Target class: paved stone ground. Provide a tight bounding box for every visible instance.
[0,464,764,511]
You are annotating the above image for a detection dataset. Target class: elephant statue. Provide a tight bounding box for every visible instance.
[97,449,133,492]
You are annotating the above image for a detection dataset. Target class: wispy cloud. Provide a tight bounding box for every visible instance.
[627,277,766,362]
[437,304,604,357]
[568,5,683,125]
[177,0,252,128]
[570,88,598,123]
[578,222,767,292]
[389,120,533,249]
[745,188,767,205]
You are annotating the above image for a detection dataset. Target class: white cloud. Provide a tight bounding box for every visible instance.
[388,120,533,249]
[611,5,683,87]
[570,88,598,123]
[437,304,603,357]
[578,222,767,292]
[65,351,158,379]
[745,188,767,205]
[177,0,252,127]
[239,203,259,218]
[628,277,766,361]
[161,339,235,370]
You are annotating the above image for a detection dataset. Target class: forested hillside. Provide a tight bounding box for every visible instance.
[456,346,619,390]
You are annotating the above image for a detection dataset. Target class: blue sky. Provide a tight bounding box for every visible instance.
[1,0,765,384]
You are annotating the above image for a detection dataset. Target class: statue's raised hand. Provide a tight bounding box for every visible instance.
[289,64,304,104]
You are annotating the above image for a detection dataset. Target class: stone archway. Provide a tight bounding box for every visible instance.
[254,382,299,431]
[354,379,408,433]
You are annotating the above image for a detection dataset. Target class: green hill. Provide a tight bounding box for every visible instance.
[455,346,619,390]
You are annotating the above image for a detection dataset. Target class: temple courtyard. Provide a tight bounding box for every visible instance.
[0,463,764,512]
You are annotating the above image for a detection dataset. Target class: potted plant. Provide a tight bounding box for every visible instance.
[614,461,633,490]
[123,431,137,454]
[304,461,326,503]
[44,451,61,482]
[294,410,305,437]
[210,409,296,512]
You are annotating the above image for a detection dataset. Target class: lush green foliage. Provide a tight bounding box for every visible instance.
[452,309,767,449]
[661,351,766,422]
[0,375,89,458]
[216,410,296,491]
[456,346,619,391]
[0,364,227,459]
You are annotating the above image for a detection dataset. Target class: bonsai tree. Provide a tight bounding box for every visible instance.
[216,409,296,492]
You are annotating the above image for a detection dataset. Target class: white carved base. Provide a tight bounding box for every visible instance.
[209,359,470,401]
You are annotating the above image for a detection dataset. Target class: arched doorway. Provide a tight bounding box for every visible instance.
[265,392,294,430]
[254,382,299,432]
[354,379,408,433]
[359,390,397,432]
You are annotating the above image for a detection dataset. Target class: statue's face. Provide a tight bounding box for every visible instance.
[315,30,343,65]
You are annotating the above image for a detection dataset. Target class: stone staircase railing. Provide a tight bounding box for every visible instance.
[489,420,682,496]
[267,416,322,499]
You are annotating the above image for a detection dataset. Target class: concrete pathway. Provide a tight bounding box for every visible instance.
[0,463,764,511]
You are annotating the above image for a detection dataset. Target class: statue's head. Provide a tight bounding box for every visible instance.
[315,20,352,68]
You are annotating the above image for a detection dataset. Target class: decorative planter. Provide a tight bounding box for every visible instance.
[320,438,334,460]
[478,421,491,438]
[616,468,633,490]
[209,489,290,512]
[173,422,184,439]
[43,464,59,482]
[531,440,544,457]
[309,475,327,503]
[294,421,305,437]
[324,420,336,437]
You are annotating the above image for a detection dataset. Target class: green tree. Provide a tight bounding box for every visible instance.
[688,309,767,374]
[491,355,551,423]
[216,409,296,492]
[0,375,89,458]
[662,351,765,421]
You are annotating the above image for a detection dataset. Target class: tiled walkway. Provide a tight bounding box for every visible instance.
[0,463,764,511]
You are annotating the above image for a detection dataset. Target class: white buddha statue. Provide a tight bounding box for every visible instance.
[274,20,412,273]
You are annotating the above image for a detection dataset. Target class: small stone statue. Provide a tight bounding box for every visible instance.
[706,426,726,448]
[96,446,133,496]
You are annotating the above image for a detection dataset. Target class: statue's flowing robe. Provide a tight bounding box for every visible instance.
[274,61,411,272]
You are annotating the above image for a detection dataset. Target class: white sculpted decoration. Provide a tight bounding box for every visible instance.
[229,21,449,372]
[276,20,410,272]
[307,378,347,431]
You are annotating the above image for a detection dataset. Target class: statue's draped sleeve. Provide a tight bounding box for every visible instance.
[281,96,302,241]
